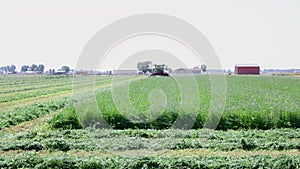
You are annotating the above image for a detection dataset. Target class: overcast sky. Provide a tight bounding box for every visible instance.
[0,0,299,71]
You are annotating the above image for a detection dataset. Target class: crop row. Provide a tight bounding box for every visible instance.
[0,152,299,169]
[0,86,72,103]
[0,75,114,94]
[0,75,72,89]
[0,80,72,94]
[0,75,113,91]
[0,77,115,103]
[0,76,138,129]
[0,98,71,129]
[1,128,299,152]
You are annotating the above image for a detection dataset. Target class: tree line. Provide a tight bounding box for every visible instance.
[0,64,70,74]
[0,65,17,74]
[21,64,45,73]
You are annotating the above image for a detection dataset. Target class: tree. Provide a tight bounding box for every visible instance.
[0,66,7,73]
[227,69,232,75]
[137,61,152,73]
[6,66,10,73]
[38,64,45,73]
[201,64,207,73]
[0,65,16,73]
[10,65,16,73]
[2,66,7,73]
[31,64,38,71]
[61,66,70,73]
[21,65,29,72]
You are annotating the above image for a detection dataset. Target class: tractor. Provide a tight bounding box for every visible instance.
[150,64,169,76]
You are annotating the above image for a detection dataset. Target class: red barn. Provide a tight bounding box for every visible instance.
[235,64,260,75]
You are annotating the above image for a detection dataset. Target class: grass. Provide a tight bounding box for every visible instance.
[0,152,299,169]
[1,149,299,158]
[0,74,299,168]
[0,128,299,168]
[87,75,300,130]
[1,128,299,152]
[2,74,298,130]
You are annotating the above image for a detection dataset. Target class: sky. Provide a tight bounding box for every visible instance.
[0,0,300,71]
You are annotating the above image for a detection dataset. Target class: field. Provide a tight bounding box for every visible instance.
[0,74,299,168]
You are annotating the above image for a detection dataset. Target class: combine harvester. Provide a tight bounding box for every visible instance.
[150,64,169,76]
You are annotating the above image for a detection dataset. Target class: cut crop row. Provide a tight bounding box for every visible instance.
[0,152,299,169]
[0,98,72,129]
[1,128,299,152]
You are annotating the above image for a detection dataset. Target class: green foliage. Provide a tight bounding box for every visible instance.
[0,85,72,103]
[0,98,70,129]
[137,60,152,73]
[61,66,70,73]
[0,128,299,168]
[44,138,71,152]
[49,107,82,130]
[0,153,299,169]
[1,128,299,152]
[0,75,299,168]
[92,75,300,130]
[0,75,299,130]
[0,75,112,130]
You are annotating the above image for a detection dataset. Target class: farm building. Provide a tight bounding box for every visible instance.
[235,64,260,75]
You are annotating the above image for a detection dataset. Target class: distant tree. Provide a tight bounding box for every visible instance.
[201,64,207,72]
[228,69,232,75]
[31,64,38,71]
[2,66,6,73]
[137,61,152,73]
[61,66,70,73]
[0,66,7,73]
[6,66,10,73]
[21,65,29,72]
[10,65,16,73]
[38,64,45,73]
[0,65,16,73]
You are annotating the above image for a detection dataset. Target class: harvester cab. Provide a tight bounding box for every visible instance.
[150,64,169,76]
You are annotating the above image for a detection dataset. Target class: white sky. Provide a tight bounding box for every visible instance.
[0,0,299,71]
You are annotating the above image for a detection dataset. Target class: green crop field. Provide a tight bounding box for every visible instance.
[0,74,299,168]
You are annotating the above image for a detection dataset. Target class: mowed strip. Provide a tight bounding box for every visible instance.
[2,109,61,133]
[0,82,114,131]
[0,79,113,112]
[0,76,71,89]
[0,78,114,103]
[0,76,144,131]
[0,76,114,99]
[0,77,113,95]
[0,75,143,112]
[0,85,72,103]
[0,80,72,94]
